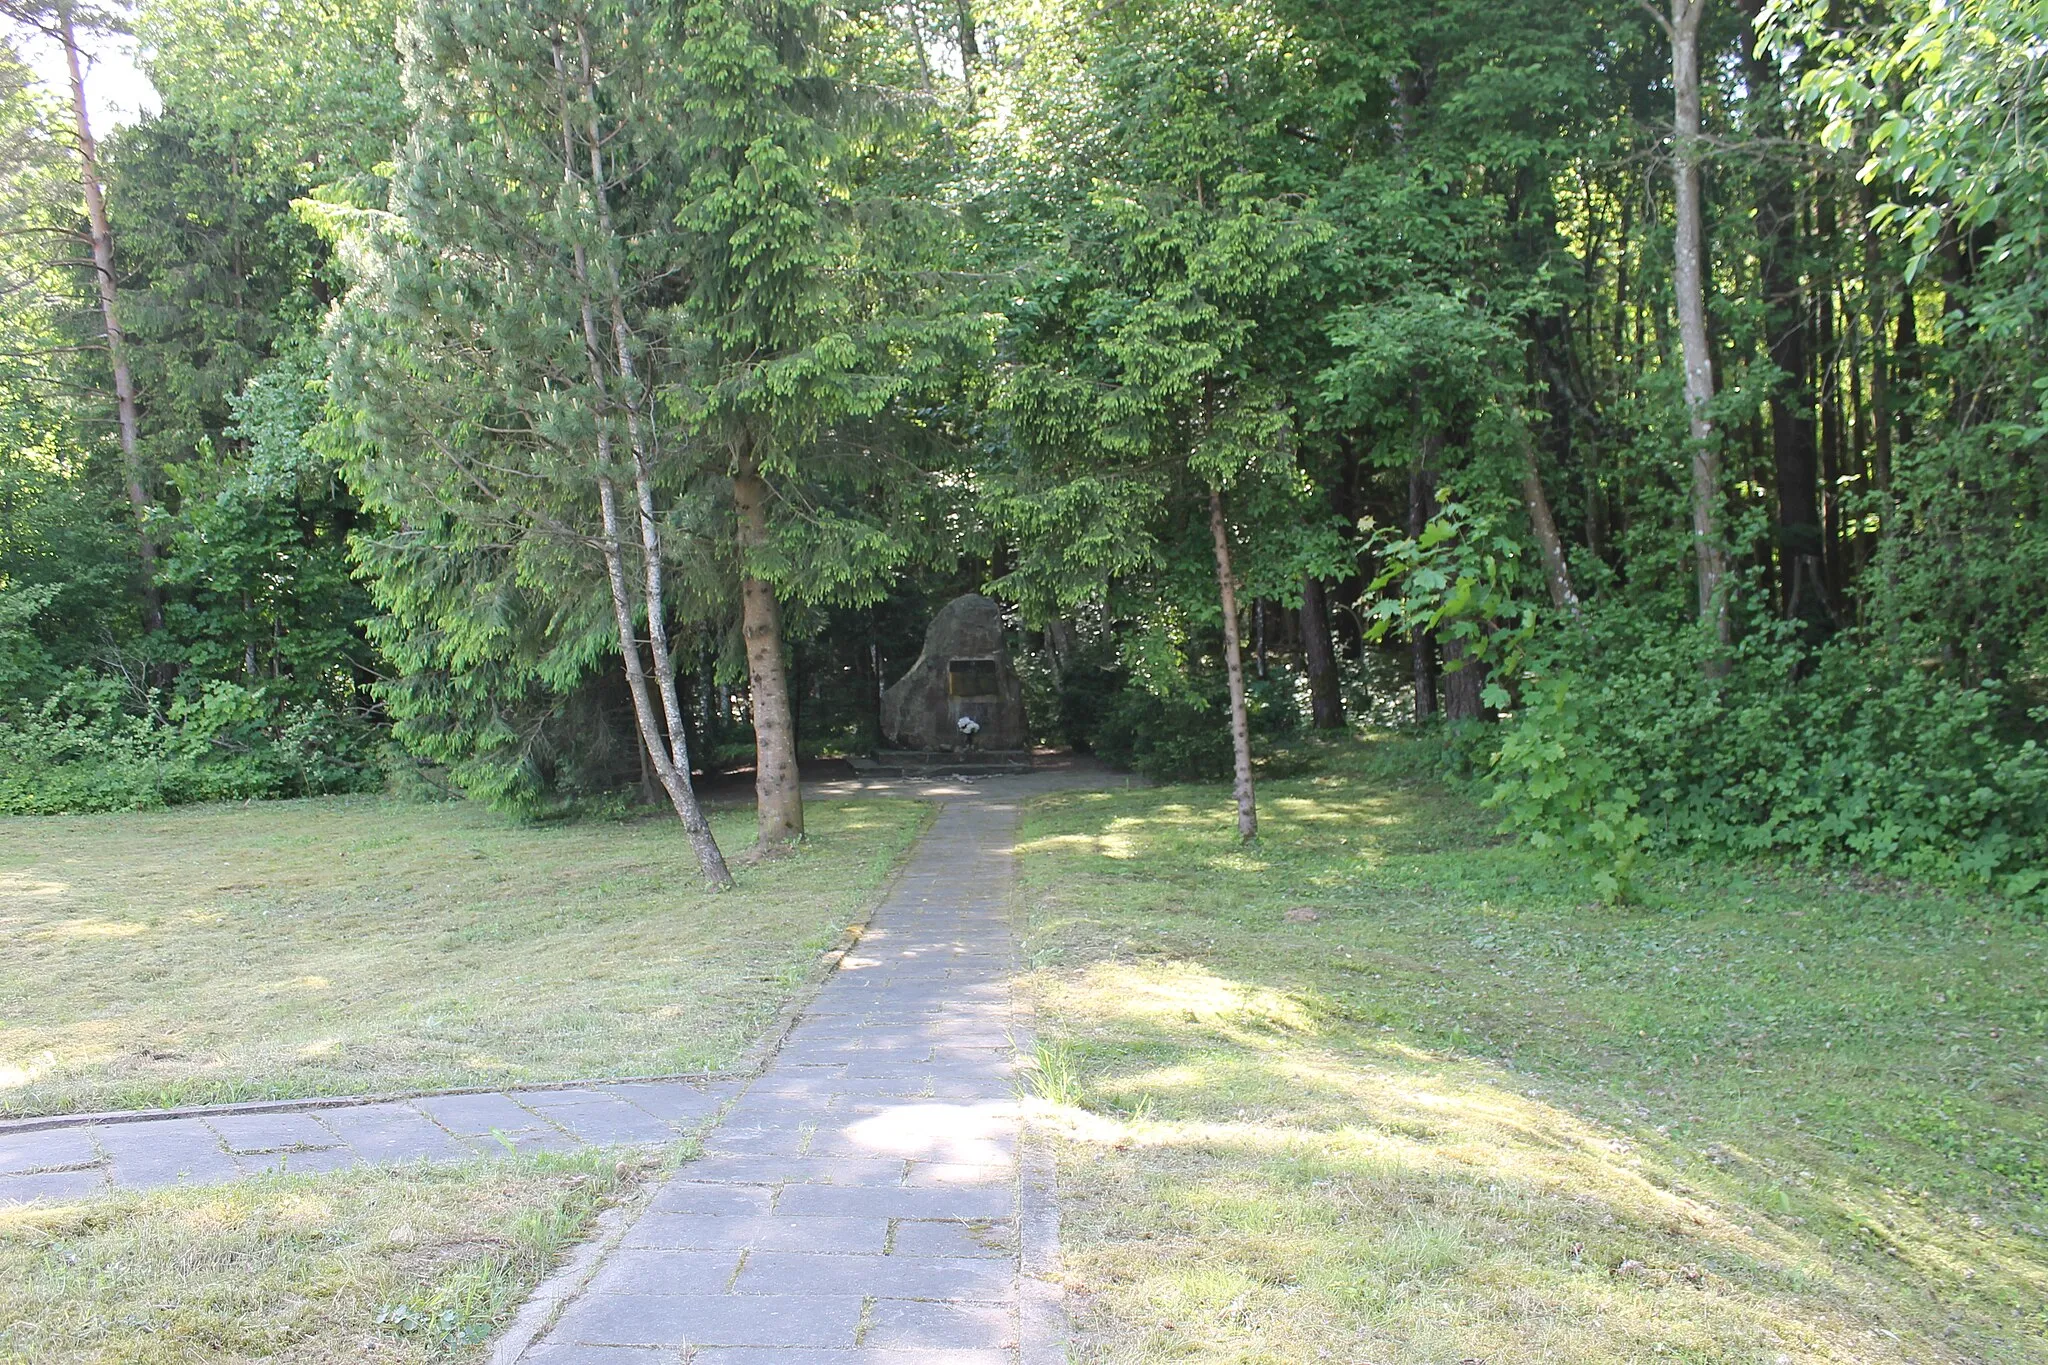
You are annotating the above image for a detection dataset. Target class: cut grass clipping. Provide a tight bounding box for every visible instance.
[0,796,927,1117]
[1017,745,2046,1364]
[0,1148,652,1363]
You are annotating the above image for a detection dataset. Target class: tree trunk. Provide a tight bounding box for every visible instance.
[1299,574,1345,729]
[59,6,158,634]
[957,2,981,113]
[733,444,804,847]
[1441,634,1488,723]
[1740,3,1827,634]
[1519,433,1580,612]
[1859,185,1893,495]
[1818,221,1846,608]
[1893,285,1918,449]
[571,29,732,830]
[1407,462,1438,725]
[597,479,734,887]
[1208,487,1256,842]
[555,42,730,887]
[1667,0,1731,657]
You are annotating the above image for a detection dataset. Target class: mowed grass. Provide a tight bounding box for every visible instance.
[0,1146,659,1363]
[1017,741,2047,1364]
[0,795,927,1116]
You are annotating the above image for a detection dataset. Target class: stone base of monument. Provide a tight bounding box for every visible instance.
[848,749,1036,778]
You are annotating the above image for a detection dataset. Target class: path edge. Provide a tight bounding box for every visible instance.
[0,1073,739,1138]
[484,1154,670,1365]
[729,797,943,1079]
[1007,795,1072,1365]
[481,796,942,1362]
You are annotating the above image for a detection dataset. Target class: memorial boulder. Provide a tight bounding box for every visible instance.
[880,594,1030,752]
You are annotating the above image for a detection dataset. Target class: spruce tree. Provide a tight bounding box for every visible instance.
[659,0,971,848]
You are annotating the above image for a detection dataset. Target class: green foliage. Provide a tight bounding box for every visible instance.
[1361,493,1535,708]
[979,0,1346,632]
[0,676,379,814]
[160,340,374,699]
[1093,685,1235,782]
[1076,657,1301,782]
[1486,677,1648,903]
[1491,610,2048,899]
[1780,0,2048,298]
[137,0,408,201]
[0,0,2043,904]
[104,111,328,477]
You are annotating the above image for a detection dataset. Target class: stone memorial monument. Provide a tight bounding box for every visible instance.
[880,593,1030,754]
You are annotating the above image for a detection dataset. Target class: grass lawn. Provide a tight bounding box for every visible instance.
[0,795,926,1117]
[1017,739,2046,1364]
[0,1146,661,1362]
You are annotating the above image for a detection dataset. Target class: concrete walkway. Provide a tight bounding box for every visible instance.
[507,788,1053,1364]
[0,1078,739,1205]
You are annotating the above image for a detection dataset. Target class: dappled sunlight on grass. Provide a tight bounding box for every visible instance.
[32,917,148,941]
[0,796,929,1116]
[1018,765,2047,1363]
[256,975,332,996]
[1071,961,1315,1040]
[1017,829,1140,860]
[1030,958,1949,1362]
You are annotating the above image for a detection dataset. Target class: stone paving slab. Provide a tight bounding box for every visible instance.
[509,790,1052,1363]
[209,1111,340,1154]
[0,1127,97,1176]
[0,1077,741,1206]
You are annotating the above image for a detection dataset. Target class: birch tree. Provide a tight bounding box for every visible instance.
[1645,0,1732,652]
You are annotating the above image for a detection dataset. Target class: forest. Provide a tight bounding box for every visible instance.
[2,0,2045,899]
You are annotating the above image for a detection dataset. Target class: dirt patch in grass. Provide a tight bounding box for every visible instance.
[0,1148,651,1362]
[1017,751,2046,1363]
[0,796,927,1116]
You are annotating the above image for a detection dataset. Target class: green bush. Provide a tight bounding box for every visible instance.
[1075,663,1303,781]
[1487,676,1647,902]
[1490,609,2048,900]
[0,676,382,815]
[1092,685,1234,780]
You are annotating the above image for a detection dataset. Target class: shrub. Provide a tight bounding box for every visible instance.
[1487,676,1647,902]
[0,675,381,814]
[1489,608,2048,900]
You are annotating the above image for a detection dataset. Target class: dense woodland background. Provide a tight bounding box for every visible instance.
[1,0,2044,897]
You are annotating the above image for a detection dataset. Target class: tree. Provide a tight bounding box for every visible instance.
[330,0,732,885]
[1643,0,1732,654]
[2,0,157,632]
[136,0,406,199]
[660,0,970,849]
[980,0,1365,839]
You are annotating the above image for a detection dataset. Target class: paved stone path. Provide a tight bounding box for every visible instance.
[510,790,1046,1364]
[4,766,1116,1357]
[0,1078,739,1205]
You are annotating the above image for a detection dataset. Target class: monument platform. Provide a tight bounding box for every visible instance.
[847,750,1036,778]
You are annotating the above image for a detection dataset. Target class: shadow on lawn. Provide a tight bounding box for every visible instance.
[1016,785,2047,1364]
